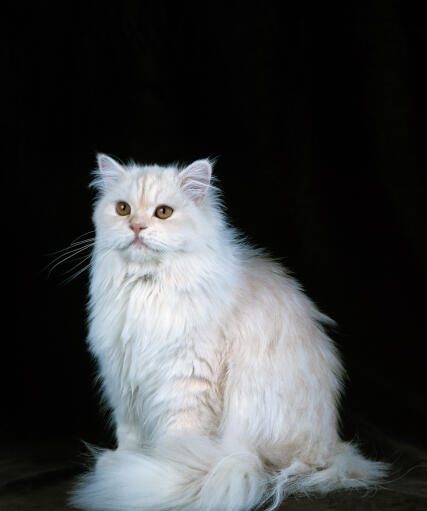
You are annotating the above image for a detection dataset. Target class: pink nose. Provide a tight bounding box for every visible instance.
[130,223,147,235]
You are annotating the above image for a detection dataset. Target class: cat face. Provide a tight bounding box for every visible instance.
[92,155,213,263]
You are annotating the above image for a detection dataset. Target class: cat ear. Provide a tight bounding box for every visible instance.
[92,154,127,191]
[178,159,212,201]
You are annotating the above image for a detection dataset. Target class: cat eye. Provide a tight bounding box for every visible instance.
[155,205,173,219]
[116,201,131,216]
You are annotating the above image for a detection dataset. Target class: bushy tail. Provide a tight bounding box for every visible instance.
[69,436,268,511]
[267,442,388,510]
[70,439,387,511]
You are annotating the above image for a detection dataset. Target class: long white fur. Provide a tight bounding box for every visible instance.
[70,155,387,511]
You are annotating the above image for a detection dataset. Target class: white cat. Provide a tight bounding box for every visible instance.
[70,155,387,511]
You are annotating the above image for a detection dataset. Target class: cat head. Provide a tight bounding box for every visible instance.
[92,154,220,264]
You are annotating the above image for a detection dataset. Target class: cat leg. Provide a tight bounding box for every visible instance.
[116,423,140,449]
[113,410,142,449]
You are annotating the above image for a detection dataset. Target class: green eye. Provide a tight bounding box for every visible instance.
[155,205,173,219]
[116,201,131,216]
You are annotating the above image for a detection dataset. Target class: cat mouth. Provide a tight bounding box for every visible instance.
[130,238,148,249]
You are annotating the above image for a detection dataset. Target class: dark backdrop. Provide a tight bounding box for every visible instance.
[7,2,427,452]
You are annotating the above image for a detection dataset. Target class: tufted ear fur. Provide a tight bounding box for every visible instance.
[91,154,127,191]
[178,159,212,201]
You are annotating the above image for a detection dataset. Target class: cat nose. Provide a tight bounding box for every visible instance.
[130,223,147,235]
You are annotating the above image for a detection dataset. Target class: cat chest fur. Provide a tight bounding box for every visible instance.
[89,268,226,441]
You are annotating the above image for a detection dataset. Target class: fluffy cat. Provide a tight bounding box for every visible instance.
[70,155,387,511]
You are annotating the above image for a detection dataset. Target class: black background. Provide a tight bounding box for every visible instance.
[7,2,427,454]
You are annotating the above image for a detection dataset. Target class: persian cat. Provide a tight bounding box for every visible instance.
[71,155,386,511]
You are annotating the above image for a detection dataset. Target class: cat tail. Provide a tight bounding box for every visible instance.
[69,435,269,511]
[267,441,388,510]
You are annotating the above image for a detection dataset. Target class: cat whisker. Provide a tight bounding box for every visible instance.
[59,261,93,286]
[61,254,93,276]
[72,229,96,240]
[47,242,94,268]
[58,246,114,286]
[48,237,96,256]
[45,242,95,277]
[68,230,95,244]
[46,230,95,254]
